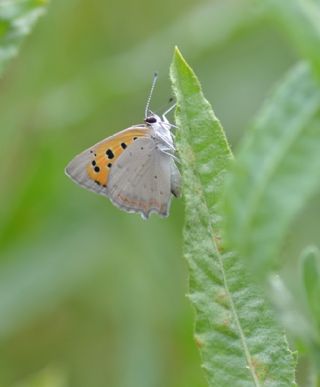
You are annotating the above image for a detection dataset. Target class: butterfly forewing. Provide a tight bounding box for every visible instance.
[65,126,149,195]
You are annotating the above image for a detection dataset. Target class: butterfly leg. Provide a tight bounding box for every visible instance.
[162,105,179,131]
[162,103,176,119]
[156,132,176,152]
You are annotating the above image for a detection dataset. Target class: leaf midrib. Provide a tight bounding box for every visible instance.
[182,120,261,386]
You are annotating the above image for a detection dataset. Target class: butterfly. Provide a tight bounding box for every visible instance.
[65,74,181,219]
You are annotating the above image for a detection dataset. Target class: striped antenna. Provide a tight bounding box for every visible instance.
[145,72,158,118]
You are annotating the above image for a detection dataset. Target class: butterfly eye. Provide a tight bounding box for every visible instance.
[145,116,157,124]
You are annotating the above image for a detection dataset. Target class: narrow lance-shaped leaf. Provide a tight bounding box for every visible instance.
[0,0,47,76]
[224,63,320,278]
[170,47,296,386]
[301,246,320,336]
[300,246,320,382]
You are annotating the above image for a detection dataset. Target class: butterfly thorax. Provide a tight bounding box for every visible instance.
[144,114,175,154]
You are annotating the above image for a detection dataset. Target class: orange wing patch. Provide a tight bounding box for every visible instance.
[86,127,149,187]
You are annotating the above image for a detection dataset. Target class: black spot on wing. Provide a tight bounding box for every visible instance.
[106,149,114,159]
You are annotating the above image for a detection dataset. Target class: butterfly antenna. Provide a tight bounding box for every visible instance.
[145,72,158,118]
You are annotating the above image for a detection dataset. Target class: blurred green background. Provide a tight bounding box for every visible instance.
[0,0,299,386]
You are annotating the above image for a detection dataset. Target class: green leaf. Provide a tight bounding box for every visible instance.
[0,0,47,76]
[269,274,311,342]
[170,47,296,386]
[299,246,320,381]
[13,366,67,387]
[264,0,320,76]
[224,63,320,278]
[301,246,320,332]
[269,264,320,383]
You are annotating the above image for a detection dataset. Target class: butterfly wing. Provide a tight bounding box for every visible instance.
[107,137,174,219]
[170,159,181,198]
[65,126,150,196]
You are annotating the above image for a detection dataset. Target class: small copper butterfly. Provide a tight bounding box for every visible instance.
[65,74,181,219]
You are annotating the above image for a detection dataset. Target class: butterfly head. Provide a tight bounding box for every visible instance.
[144,74,172,129]
[144,114,161,125]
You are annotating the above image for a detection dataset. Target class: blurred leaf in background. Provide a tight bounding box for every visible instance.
[0,0,47,76]
[222,0,320,385]
[0,0,304,386]
[13,366,67,387]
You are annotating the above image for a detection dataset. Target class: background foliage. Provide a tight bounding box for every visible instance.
[0,0,318,386]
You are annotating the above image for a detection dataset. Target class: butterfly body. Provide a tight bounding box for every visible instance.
[65,113,181,219]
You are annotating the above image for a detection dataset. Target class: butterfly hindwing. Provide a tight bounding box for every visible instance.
[65,126,149,195]
[107,137,172,218]
[170,160,181,198]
